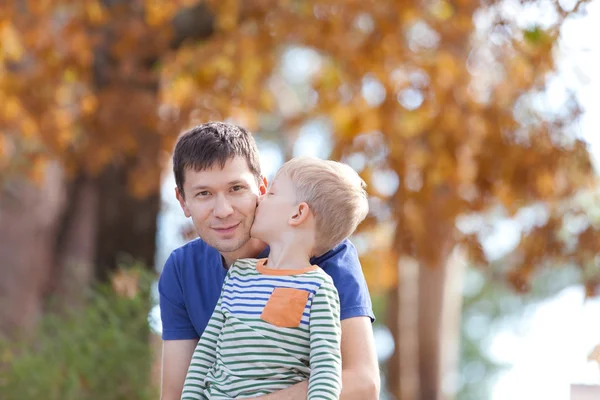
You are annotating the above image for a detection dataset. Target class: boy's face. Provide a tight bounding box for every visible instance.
[176,156,266,254]
[251,172,298,243]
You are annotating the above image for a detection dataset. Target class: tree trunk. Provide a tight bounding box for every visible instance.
[95,165,160,281]
[387,248,466,400]
[46,166,161,303]
[387,256,421,400]
[0,163,65,337]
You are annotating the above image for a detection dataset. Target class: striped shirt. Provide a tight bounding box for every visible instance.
[181,258,342,400]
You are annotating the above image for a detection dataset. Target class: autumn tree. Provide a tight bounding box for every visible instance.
[0,0,213,334]
[1,0,598,399]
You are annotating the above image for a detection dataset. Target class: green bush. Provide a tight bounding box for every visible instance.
[0,267,158,400]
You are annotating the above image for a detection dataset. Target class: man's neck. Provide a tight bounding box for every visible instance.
[221,237,266,268]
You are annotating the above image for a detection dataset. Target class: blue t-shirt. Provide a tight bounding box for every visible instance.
[158,238,374,340]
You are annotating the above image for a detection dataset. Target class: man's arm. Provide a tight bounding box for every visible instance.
[158,250,203,400]
[161,339,198,400]
[337,317,380,399]
[255,316,380,400]
[180,293,227,400]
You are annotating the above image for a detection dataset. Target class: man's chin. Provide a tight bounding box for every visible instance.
[207,237,246,253]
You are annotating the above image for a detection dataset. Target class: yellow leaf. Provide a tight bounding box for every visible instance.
[214,55,235,77]
[259,91,274,111]
[3,97,22,120]
[435,51,459,89]
[536,171,555,197]
[509,56,534,87]
[359,109,381,133]
[430,0,454,21]
[215,0,240,32]
[85,1,107,25]
[55,109,73,130]
[330,105,355,135]
[81,95,98,115]
[145,0,178,27]
[397,111,429,138]
[64,68,78,83]
[0,23,24,61]
[401,7,419,24]
[20,118,38,139]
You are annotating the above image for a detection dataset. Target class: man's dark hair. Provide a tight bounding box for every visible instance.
[173,122,262,197]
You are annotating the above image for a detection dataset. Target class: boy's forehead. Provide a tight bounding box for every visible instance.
[271,172,293,189]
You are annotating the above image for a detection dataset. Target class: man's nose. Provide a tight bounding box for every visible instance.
[213,195,234,218]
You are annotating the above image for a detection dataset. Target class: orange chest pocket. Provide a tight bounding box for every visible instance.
[260,287,310,328]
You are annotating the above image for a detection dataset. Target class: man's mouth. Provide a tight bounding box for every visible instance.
[212,223,240,234]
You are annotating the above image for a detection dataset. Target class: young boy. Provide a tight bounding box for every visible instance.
[180,156,369,400]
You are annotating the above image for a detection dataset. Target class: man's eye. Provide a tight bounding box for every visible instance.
[232,185,244,191]
[197,191,210,197]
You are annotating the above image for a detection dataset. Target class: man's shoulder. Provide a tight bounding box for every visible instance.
[173,237,211,255]
[163,238,220,273]
[306,267,337,289]
[313,238,360,274]
[173,237,219,260]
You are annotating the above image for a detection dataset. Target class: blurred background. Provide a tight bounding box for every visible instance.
[1,0,600,399]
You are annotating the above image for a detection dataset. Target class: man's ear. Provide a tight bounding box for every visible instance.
[289,202,311,226]
[259,176,268,195]
[175,187,191,218]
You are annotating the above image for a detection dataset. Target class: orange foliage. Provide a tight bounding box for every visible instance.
[1,0,598,293]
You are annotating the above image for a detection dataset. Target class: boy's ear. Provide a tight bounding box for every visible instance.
[289,202,311,226]
[175,187,191,218]
[259,176,268,195]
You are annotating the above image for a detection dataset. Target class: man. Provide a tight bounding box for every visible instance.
[159,122,380,399]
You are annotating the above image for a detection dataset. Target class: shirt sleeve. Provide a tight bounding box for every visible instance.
[180,273,229,400]
[158,251,199,340]
[315,239,375,322]
[307,278,342,400]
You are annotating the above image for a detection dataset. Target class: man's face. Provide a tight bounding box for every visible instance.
[251,172,298,243]
[177,156,266,254]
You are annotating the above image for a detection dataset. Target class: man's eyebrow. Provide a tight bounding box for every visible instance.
[189,180,247,191]
[228,180,247,186]
[190,184,210,191]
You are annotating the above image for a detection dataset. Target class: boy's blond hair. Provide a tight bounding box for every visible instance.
[277,157,369,256]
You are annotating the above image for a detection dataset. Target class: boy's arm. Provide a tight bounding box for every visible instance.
[179,293,226,400]
[307,280,342,399]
